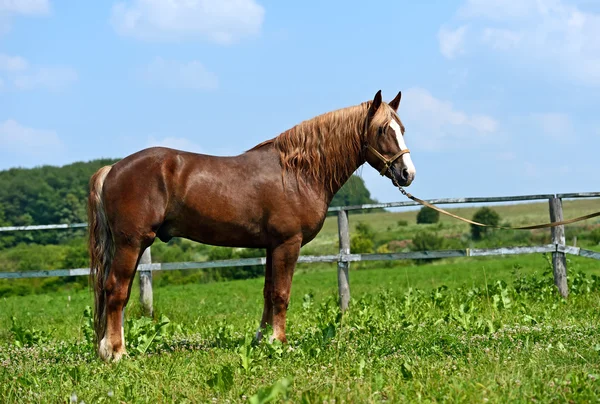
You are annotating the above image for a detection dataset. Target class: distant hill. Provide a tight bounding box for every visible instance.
[0,158,377,247]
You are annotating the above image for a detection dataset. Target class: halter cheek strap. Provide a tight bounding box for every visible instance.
[362,114,411,176]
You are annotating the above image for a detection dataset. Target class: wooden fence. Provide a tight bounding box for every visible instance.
[1,192,599,315]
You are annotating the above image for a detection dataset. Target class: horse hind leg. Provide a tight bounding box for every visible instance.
[98,243,145,362]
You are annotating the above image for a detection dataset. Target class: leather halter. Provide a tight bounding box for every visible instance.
[367,144,411,176]
[363,114,411,176]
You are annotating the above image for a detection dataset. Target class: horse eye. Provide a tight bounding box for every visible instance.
[378,127,385,135]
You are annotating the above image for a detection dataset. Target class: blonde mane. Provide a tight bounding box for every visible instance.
[250,101,397,192]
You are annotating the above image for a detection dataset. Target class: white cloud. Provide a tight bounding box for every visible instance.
[482,28,522,50]
[438,25,468,59]
[400,87,498,151]
[0,119,63,156]
[111,0,265,44]
[0,0,49,34]
[13,66,77,90]
[531,112,574,142]
[403,88,498,132]
[143,57,218,91]
[146,136,204,153]
[442,0,600,85]
[0,53,28,71]
[458,0,536,20]
[0,0,49,14]
[0,54,77,91]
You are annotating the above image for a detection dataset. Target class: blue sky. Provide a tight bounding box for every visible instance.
[1,0,599,204]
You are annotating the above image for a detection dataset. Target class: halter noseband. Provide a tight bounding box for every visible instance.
[363,114,411,176]
[367,145,411,176]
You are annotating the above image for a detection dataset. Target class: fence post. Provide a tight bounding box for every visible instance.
[549,196,568,298]
[138,247,153,316]
[337,209,351,312]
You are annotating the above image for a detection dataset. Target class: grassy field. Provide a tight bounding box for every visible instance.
[1,253,600,403]
[1,199,600,402]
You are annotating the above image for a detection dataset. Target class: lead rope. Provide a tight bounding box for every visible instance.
[387,167,600,230]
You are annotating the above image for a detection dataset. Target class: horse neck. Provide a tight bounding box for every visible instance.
[248,103,370,203]
[314,107,369,201]
[323,158,365,203]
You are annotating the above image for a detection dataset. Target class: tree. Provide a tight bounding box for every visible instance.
[416,206,439,224]
[331,175,377,207]
[0,158,118,248]
[470,207,501,240]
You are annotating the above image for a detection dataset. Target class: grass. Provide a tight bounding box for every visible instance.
[1,198,600,402]
[1,253,600,402]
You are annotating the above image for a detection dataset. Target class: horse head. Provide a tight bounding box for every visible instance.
[363,90,416,187]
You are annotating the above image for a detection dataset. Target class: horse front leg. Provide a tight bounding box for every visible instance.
[270,235,302,343]
[256,247,273,342]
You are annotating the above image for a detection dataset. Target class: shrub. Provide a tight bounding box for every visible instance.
[351,235,374,253]
[351,222,375,253]
[411,231,445,252]
[204,246,266,281]
[355,222,375,239]
[207,246,234,261]
[416,206,439,224]
[397,220,408,227]
[590,227,600,245]
[471,207,501,240]
[410,230,444,264]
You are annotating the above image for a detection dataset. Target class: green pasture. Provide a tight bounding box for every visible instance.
[1,198,600,402]
[1,253,600,402]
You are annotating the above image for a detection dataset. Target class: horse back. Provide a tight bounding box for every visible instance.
[101,146,330,248]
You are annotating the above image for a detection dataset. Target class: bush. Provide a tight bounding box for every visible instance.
[471,207,501,240]
[222,248,265,280]
[589,227,600,245]
[416,207,439,224]
[351,221,375,253]
[411,231,445,252]
[351,235,374,253]
[354,222,375,239]
[410,231,445,264]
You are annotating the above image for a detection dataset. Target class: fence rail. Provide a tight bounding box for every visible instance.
[1,191,599,313]
[1,244,598,281]
[0,223,87,232]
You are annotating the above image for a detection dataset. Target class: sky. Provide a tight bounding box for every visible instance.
[1,0,599,205]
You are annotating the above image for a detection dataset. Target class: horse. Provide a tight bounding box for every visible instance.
[87,89,416,362]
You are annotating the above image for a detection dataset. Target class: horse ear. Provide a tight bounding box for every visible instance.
[389,91,402,111]
[368,90,383,116]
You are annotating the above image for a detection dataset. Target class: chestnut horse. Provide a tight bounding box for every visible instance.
[88,90,416,362]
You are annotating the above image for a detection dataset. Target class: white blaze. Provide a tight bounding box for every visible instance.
[389,119,416,178]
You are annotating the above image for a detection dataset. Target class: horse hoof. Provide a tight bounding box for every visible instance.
[269,333,287,344]
[98,337,127,363]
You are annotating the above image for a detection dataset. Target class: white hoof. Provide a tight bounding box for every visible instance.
[98,337,126,362]
[98,337,113,362]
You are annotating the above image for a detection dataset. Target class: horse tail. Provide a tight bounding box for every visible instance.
[87,165,114,346]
